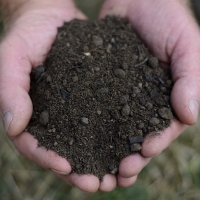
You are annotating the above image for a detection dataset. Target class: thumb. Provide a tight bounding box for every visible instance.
[171,52,200,125]
[0,35,33,137]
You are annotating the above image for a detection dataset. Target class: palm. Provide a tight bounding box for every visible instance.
[99,0,200,183]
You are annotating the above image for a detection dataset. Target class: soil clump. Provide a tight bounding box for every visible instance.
[27,16,175,180]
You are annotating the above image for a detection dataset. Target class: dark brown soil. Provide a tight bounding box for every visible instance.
[27,16,175,180]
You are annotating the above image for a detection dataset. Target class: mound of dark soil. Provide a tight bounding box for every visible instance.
[27,16,175,180]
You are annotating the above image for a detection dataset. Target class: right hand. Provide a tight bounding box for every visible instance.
[0,0,117,193]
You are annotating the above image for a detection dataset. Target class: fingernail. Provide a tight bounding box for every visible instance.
[3,111,13,133]
[189,100,199,123]
[51,168,69,175]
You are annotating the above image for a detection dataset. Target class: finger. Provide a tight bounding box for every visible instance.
[119,154,151,178]
[99,174,116,192]
[117,174,137,188]
[99,0,130,19]
[57,173,99,193]
[13,132,71,174]
[142,120,187,157]
[171,72,200,125]
[0,37,33,137]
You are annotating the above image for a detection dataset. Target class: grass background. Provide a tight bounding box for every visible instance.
[1,0,200,199]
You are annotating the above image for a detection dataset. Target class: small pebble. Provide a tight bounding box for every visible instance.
[56,135,60,140]
[68,139,74,146]
[148,57,158,68]
[34,65,45,80]
[81,117,89,125]
[114,69,126,79]
[119,95,129,104]
[54,142,58,147]
[121,104,131,116]
[130,143,142,152]
[158,107,173,119]
[138,83,143,89]
[132,87,140,94]
[111,38,115,43]
[108,165,118,174]
[76,164,82,169]
[145,102,153,110]
[93,35,103,46]
[149,117,160,126]
[139,98,146,106]
[84,52,91,56]
[60,89,69,99]
[72,76,78,82]
[39,110,49,125]
[137,122,145,129]
[121,62,129,70]
[94,67,100,72]
[129,135,144,144]
[97,109,101,115]
[106,44,112,53]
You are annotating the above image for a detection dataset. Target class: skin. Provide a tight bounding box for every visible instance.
[0,0,199,193]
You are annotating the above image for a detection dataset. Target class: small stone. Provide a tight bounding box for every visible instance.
[68,139,74,145]
[149,117,160,126]
[54,142,58,147]
[166,80,172,86]
[60,89,69,99]
[46,75,52,83]
[130,143,142,152]
[137,122,145,129]
[34,65,45,80]
[132,87,140,94]
[158,107,173,119]
[94,67,100,72]
[84,52,91,56]
[76,164,82,169]
[39,110,49,125]
[121,104,131,116]
[56,135,60,140]
[106,44,112,53]
[97,109,101,115]
[139,98,146,106]
[138,83,143,89]
[148,57,158,68]
[72,76,78,82]
[114,69,126,79]
[81,117,89,125]
[110,168,118,175]
[93,35,103,46]
[129,135,144,144]
[111,38,115,43]
[108,165,118,174]
[121,62,129,70]
[119,95,129,104]
[145,102,153,110]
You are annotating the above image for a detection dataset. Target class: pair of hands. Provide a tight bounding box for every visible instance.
[0,0,199,193]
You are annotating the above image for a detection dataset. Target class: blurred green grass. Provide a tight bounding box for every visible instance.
[1,0,200,200]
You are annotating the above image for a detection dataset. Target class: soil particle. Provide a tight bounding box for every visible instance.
[158,107,173,119]
[148,57,158,69]
[149,118,160,126]
[81,117,89,125]
[114,69,126,79]
[39,110,49,125]
[27,16,175,180]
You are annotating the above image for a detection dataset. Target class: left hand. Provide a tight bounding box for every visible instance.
[99,0,200,187]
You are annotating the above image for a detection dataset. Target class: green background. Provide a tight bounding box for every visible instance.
[1,0,200,200]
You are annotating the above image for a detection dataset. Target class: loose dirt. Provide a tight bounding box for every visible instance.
[27,16,175,180]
